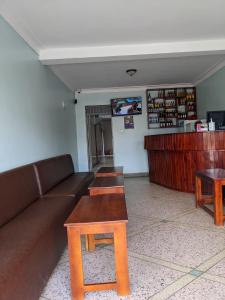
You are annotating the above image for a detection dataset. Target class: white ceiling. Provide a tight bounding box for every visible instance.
[1,0,225,90]
[51,54,225,90]
[2,0,225,49]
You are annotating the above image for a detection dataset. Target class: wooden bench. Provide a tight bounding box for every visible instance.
[195,168,225,226]
[88,176,124,196]
[64,194,130,300]
[96,166,123,177]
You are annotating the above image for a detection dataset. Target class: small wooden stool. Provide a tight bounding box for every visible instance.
[64,194,130,300]
[195,168,225,226]
[88,176,124,196]
[96,166,123,177]
[86,176,125,250]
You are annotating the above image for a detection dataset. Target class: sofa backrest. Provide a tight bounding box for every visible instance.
[0,164,39,227]
[34,154,74,195]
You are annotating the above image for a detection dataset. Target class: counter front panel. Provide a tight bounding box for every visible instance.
[144,132,225,193]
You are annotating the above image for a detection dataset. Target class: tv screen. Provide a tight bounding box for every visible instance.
[111,96,142,116]
[207,111,225,130]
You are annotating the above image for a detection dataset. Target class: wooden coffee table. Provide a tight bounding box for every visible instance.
[196,168,225,226]
[64,194,130,300]
[87,175,125,250]
[88,176,124,196]
[96,166,123,177]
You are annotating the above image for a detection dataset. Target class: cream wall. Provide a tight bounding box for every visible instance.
[75,90,179,173]
[197,66,225,119]
[0,16,78,171]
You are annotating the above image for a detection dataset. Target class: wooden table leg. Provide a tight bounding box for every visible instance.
[85,234,96,251]
[67,228,84,300]
[213,182,224,226]
[113,223,130,296]
[195,175,203,208]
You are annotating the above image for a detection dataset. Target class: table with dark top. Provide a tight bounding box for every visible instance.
[96,166,123,177]
[196,168,225,226]
[89,176,124,196]
[64,194,130,300]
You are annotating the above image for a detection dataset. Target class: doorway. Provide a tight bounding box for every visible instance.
[86,105,114,171]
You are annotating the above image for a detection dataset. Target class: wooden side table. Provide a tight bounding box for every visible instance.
[88,176,124,196]
[87,176,125,250]
[96,166,123,177]
[195,168,225,226]
[64,195,130,300]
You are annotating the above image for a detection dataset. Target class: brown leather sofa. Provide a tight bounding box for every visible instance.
[0,155,94,300]
[34,154,93,198]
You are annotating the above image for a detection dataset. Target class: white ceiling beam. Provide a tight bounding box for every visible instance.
[39,39,225,65]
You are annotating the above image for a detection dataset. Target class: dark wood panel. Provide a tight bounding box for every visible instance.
[145,132,225,151]
[145,132,225,193]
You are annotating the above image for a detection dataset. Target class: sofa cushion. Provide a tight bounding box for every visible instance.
[45,172,94,197]
[0,165,39,227]
[34,154,74,195]
[0,195,75,299]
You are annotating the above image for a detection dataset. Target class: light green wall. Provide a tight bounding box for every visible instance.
[76,91,179,173]
[0,16,78,171]
[197,66,225,119]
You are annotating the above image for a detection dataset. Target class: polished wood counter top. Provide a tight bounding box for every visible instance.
[145,131,225,151]
[144,131,225,193]
[65,194,127,226]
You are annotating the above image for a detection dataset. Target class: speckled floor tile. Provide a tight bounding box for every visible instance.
[128,251,192,274]
[125,179,195,219]
[125,178,195,202]
[206,257,225,278]
[127,198,194,219]
[41,178,225,299]
[202,273,225,285]
[42,248,184,300]
[128,222,225,268]
[167,277,225,300]
[126,214,159,236]
[197,249,225,272]
[150,274,196,300]
[172,209,216,227]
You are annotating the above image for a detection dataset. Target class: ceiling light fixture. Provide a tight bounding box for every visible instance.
[126,69,137,77]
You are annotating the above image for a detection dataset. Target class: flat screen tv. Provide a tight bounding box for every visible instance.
[111,96,142,116]
[207,111,225,130]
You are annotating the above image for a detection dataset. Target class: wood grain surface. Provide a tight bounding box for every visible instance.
[145,132,225,193]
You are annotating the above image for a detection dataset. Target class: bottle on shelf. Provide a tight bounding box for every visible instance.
[147,87,196,129]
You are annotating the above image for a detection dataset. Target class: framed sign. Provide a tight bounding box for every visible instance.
[124,115,134,129]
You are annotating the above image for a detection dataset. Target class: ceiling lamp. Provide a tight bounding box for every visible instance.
[126,69,137,77]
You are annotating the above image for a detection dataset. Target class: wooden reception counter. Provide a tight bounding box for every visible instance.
[144,131,225,193]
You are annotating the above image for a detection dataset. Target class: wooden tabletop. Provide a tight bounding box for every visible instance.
[64,194,128,226]
[196,168,225,180]
[96,166,123,174]
[89,176,124,189]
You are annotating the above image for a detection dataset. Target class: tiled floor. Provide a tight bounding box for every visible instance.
[91,156,114,172]
[41,177,225,300]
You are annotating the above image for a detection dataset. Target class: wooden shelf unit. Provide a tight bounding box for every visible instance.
[146,87,197,129]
